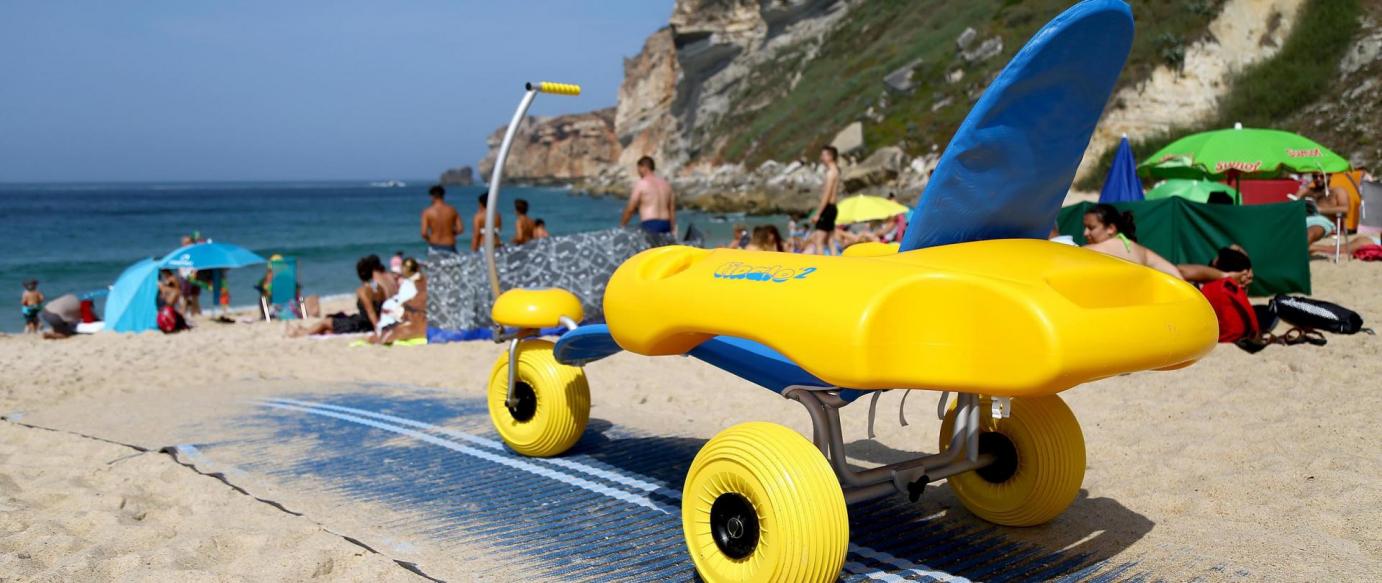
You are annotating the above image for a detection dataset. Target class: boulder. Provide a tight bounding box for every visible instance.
[831,121,865,154]
[842,146,906,192]
[884,57,925,93]
[956,27,978,51]
[438,166,474,186]
[962,37,1003,62]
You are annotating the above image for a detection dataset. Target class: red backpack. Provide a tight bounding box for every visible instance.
[1200,279,1259,342]
[157,306,187,334]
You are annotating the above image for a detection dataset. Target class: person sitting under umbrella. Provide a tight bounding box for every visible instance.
[1297,172,1350,245]
[1081,204,1183,280]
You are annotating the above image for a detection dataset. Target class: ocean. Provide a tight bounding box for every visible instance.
[0,181,784,333]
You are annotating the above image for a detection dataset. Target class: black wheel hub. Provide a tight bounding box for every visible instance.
[709,493,759,560]
[975,432,1019,483]
[506,381,537,422]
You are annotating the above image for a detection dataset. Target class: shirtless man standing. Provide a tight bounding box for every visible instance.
[512,198,535,245]
[420,185,463,253]
[808,146,842,255]
[472,193,503,252]
[620,156,676,235]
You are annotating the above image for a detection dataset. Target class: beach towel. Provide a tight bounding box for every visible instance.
[1353,244,1382,261]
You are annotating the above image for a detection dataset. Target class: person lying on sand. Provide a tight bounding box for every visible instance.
[1179,244,1254,287]
[1081,203,1183,280]
[1310,232,1382,256]
[288,256,383,337]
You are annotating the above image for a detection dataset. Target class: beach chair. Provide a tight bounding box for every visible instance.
[259,256,305,321]
[476,3,1215,581]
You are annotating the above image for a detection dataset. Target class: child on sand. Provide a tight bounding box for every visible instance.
[20,280,44,334]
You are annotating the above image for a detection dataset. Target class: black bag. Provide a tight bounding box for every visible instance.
[1270,295,1365,334]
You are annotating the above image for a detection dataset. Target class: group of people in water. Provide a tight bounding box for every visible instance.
[420,185,552,254]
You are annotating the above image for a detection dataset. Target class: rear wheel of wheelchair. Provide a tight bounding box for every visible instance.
[486,339,589,457]
[939,394,1085,526]
[682,422,848,583]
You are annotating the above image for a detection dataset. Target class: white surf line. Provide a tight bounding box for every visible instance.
[259,402,673,514]
[262,398,968,582]
[260,398,675,499]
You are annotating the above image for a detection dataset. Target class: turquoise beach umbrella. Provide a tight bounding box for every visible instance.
[158,242,266,270]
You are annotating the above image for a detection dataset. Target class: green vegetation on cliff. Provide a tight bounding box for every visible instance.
[715,0,1226,167]
[1077,0,1362,189]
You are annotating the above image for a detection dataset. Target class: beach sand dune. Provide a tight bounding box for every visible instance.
[2,261,1380,581]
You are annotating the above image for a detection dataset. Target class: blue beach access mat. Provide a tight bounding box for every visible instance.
[10,379,1252,581]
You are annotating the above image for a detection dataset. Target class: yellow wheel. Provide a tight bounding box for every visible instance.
[486,339,589,457]
[939,394,1085,526]
[682,422,848,583]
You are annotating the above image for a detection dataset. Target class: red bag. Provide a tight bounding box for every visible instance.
[1200,279,1259,342]
[157,306,187,334]
[1353,244,1382,261]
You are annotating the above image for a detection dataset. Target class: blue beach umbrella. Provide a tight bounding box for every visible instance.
[1098,135,1145,203]
[158,242,266,270]
[104,258,161,333]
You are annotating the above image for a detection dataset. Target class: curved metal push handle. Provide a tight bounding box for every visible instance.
[484,81,581,305]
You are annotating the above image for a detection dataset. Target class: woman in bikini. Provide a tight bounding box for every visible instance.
[1081,204,1183,280]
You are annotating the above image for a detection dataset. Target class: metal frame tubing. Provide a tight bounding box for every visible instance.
[484,89,539,302]
[785,389,991,505]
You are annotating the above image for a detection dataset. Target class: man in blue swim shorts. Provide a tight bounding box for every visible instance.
[620,156,677,236]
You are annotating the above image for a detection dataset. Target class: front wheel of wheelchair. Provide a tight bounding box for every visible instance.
[486,339,589,457]
[682,422,848,583]
[939,394,1085,526]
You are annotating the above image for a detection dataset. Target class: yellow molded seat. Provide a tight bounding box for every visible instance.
[602,240,1217,397]
[492,288,584,329]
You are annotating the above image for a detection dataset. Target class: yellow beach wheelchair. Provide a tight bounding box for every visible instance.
[479,2,1216,581]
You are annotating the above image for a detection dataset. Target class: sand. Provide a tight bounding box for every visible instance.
[2,261,1380,581]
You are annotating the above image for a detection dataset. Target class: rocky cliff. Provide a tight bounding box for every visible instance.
[476,108,620,183]
[470,0,1376,212]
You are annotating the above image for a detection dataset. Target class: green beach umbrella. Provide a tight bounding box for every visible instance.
[1139,125,1350,180]
[1145,179,1241,205]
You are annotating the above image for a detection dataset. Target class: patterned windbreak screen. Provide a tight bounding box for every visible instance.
[425,228,693,339]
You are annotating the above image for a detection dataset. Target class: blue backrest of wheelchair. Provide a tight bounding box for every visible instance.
[899,0,1134,251]
[555,325,872,402]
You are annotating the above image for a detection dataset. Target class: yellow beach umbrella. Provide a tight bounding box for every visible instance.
[834,195,910,224]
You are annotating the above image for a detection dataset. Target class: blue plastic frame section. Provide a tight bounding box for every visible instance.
[554,325,872,404]
[552,324,624,365]
[899,0,1134,251]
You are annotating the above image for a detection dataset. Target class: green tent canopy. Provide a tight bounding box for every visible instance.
[1058,197,1310,296]
[1144,179,1241,205]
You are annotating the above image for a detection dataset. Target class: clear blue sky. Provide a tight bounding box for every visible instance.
[0,1,671,182]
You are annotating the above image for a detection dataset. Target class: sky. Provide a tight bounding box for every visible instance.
[0,1,672,183]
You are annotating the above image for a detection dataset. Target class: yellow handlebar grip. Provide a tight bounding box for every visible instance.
[528,81,581,96]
